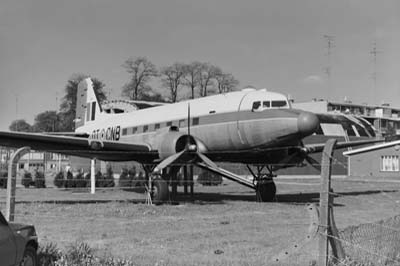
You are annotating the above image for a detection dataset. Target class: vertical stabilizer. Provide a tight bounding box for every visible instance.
[75,78,102,130]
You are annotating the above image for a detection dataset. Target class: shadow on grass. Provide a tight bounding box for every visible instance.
[175,189,398,206]
[11,188,398,206]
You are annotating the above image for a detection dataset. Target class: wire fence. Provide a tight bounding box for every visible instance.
[1,144,400,265]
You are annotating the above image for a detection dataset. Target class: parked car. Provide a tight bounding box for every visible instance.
[0,211,38,266]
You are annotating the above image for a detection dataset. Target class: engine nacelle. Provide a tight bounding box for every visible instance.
[155,130,207,160]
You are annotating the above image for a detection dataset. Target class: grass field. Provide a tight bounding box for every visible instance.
[1,177,399,265]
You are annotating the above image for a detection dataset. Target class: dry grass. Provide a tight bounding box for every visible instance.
[0,177,399,266]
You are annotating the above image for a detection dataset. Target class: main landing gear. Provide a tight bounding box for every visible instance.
[142,165,170,204]
[247,165,277,202]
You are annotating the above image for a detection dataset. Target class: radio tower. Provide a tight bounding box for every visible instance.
[370,41,382,104]
[324,35,335,101]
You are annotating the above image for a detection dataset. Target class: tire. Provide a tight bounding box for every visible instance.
[256,180,276,202]
[20,245,37,266]
[152,177,169,204]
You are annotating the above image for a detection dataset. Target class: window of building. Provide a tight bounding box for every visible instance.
[271,100,287,108]
[192,117,199,126]
[143,125,149,133]
[380,155,399,172]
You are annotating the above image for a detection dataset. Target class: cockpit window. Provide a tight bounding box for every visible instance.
[271,100,287,108]
[263,101,270,108]
[252,101,261,112]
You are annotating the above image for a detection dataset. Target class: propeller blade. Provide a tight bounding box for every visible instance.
[196,152,218,169]
[305,155,321,171]
[187,103,191,138]
[153,150,186,173]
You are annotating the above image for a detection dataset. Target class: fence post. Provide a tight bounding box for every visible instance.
[90,159,96,194]
[318,139,337,266]
[183,165,188,195]
[6,147,31,222]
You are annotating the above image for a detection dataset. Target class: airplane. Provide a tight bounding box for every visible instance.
[0,78,382,202]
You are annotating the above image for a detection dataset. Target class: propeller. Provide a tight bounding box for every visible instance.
[153,103,209,173]
[153,150,186,173]
[304,154,321,171]
[299,142,322,171]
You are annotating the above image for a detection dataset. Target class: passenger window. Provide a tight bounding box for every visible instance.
[179,119,185,128]
[263,101,270,108]
[122,128,128,136]
[252,101,261,112]
[271,101,287,108]
[131,127,137,134]
[143,125,148,133]
[192,117,199,126]
[166,121,172,127]
[155,123,160,130]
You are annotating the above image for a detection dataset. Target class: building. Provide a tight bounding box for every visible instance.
[292,99,400,177]
[0,147,69,173]
[294,99,400,137]
[344,140,400,178]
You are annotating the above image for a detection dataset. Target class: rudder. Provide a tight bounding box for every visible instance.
[75,78,102,130]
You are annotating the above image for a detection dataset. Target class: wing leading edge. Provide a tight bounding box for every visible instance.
[0,131,154,162]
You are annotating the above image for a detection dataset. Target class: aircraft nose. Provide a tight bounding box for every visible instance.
[297,112,319,136]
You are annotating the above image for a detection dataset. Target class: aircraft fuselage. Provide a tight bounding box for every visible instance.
[78,88,319,163]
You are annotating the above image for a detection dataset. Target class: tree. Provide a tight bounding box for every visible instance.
[183,61,202,99]
[214,69,239,94]
[53,171,64,188]
[139,92,167,102]
[34,170,46,188]
[160,63,186,103]
[32,111,59,132]
[198,63,218,97]
[9,119,32,132]
[21,171,33,188]
[121,57,158,100]
[58,74,107,131]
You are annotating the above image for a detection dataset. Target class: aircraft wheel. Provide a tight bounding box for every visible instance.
[256,180,276,202]
[151,177,169,204]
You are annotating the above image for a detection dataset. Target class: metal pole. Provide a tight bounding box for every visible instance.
[91,159,96,194]
[6,147,31,222]
[318,139,337,266]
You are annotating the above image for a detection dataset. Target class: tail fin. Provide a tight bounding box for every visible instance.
[75,78,103,129]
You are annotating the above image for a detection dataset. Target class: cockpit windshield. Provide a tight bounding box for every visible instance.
[252,100,288,111]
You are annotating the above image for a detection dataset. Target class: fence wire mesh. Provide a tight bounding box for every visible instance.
[333,214,400,266]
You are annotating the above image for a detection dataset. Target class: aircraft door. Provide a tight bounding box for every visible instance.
[235,91,256,148]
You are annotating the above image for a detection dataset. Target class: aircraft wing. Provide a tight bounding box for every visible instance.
[303,138,384,154]
[0,131,153,161]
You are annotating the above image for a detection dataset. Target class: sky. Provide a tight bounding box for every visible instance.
[0,0,399,130]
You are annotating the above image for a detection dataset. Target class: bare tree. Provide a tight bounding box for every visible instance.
[214,68,240,93]
[198,63,218,97]
[122,57,158,100]
[160,63,186,103]
[182,61,202,99]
